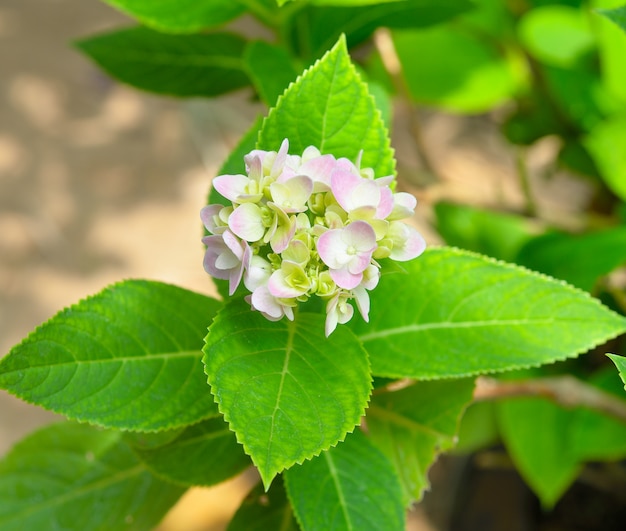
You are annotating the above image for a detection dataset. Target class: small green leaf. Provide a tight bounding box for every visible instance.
[570,366,626,459]
[285,429,405,531]
[0,422,184,531]
[103,0,245,33]
[434,201,538,262]
[131,417,251,487]
[518,6,595,67]
[598,5,626,34]
[497,397,581,508]
[203,299,371,488]
[608,353,626,390]
[393,25,523,113]
[516,227,626,291]
[0,280,221,431]
[585,114,626,202]
[244,41,301,106]
[454,400,499,454]
[287,0,473,59]
[594,1,626,102]
[350,247,626,379]
[228,477,298,531]
[76,27,250,97]
[367,379,474,503]
[258,35,395,178]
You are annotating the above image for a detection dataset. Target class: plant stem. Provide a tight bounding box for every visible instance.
[515,146,537,217]
[473,375,626,424]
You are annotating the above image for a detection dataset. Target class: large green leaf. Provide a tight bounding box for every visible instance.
[570,367,626,460]
[131,416,251,486]
[0,422,184,531]
[434,201,538,262]
[0,280,221,431]
[608,353,626,390]
[598,4,626,33]
[585,114,626,201]
[516,227,626,291]
[393,25,523,113]
[518,5,595,67]
[228,477,298,531]
[593,0,626,102]
[497,396,581,508]
[244,41,301,106]
[103,0,245,33]
[284,429,405,531]
[350,247,626,379]
[258,35,395,178]
[287,0,474,59]
[367,378,474,503]
[76,27,250,97]
[203,299,371,488]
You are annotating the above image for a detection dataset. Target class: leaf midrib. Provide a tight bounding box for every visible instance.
[357,317,573,342]
[0,462,146,525]
[2,350,201,374]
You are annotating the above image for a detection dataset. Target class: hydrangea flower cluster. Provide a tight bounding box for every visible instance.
[201,139,426,336]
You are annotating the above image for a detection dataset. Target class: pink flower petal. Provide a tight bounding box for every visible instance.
[389,192,417,220]
[376,186,394,219]
[200,204,224,234]
[352,286,370,322]
[213,174,253,203]
[299,154,336,192]
[268,270,306,298]
[318,229,351,269]
[343,220,377,252]
[390,224,427,261]
[228,203,264,242]
[330,267,363,290]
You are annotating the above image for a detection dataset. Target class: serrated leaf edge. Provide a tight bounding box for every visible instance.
[361,246,626,380]
[257,34,396,178]
[202,302,372,489]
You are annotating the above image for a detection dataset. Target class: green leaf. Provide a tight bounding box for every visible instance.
[570,366,626,460]
[287,0,474,59]
[608,353,626,390]
[367,379,474,503]
[453,400,499,454]
[518,6,595,67]
[258,35,395,179]
[203,299,371,488]
[0,422,184,531]
[228,477,298,531]
[75,27,250,97]
[497,397,581,508]
[393,25,523,113]
[103,0,245,33]
[434,201,538,262]
[244,41,301,106]
[284,429,405,531]
[350,247,626,379]
[593,0,626,102]
[131,417,251,487]
[0,280,221,431]
[598,5,626,33]
[516,227,626,291]
[585,114,626,201]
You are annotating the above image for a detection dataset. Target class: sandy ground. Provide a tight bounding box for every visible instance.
[0,1,594,529]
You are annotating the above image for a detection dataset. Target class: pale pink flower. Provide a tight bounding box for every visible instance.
[330,168,393,220]
[387,221,426,261]
[200,204,229,235]
[248,285,295,322]
[325,292,354,337]
[317,221,377,289]
[228,203,265,242]
[202,230,250,295]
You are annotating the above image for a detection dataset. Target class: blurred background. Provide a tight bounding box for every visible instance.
[0,0,604,529]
